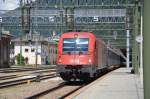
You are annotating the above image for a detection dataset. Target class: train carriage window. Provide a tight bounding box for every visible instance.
[63,38,89,53]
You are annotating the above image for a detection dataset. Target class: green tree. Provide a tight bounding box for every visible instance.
[16,53,24,65]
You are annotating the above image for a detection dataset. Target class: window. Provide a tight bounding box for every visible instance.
[31,48,35,52]
[25,42,28,45]
[63,38,89,53]
[25,48,28,52]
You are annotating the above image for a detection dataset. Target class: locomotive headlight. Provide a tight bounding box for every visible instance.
[77,59,79,63]
[58,59,62,63]
[88,59,92,63]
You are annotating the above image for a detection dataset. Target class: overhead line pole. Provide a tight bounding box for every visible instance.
[20,0,23,65]
[132,0,139,73]
[126,30,130,68]
[143,0,150,98]
[35,0,38,67]
[126,1,130,68]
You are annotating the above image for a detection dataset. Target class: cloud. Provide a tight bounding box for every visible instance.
[0,0,19,10]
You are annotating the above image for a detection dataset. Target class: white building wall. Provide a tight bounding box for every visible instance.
[14,44,42,65]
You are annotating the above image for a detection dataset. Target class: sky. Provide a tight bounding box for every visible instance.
[0,0,19,11]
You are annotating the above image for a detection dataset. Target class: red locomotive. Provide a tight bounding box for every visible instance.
[56,32,120,81]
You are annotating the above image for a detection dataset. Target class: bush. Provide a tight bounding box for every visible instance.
[16,53,24,65]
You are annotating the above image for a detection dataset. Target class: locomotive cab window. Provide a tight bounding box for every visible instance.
[63,38,89,53]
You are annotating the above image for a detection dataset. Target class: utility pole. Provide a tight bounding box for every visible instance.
[35,33,38,67]
[60,0,63,34]
[65,5,74,32]
[34,0,38,67]
[20,0,23,65]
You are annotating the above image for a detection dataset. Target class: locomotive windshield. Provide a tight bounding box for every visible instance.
[63,38,89,53]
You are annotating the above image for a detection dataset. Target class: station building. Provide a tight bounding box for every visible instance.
[0,31,11,68]
[12,34,57,65]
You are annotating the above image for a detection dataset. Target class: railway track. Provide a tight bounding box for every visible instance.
[0,66,118,89]
[26,82,85,99]
[0,75,18,80]
[0,67,119,99]
[0,66,56,73]
[0,73,57,88]
[0,69,56,81]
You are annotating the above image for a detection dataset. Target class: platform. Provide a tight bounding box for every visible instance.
[72,68,144,99]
